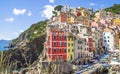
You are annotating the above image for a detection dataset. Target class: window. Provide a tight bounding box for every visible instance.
[68,49,70,52]
[64,49,66,53]
[108,40,109,42]
[60,36,62,40]
[54,49,56,52]
[59,42,62,46]
[64,42,67,46]
[54,36,56,40]
[108,36,109,38]
[78,40,82,44]
[104,37,106,39]
[104,40,106,42]
[64,36,67,40]
[59,49,62,52]
[54,42,56,46]
[71,43,73,46]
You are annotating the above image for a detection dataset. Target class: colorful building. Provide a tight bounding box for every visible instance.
[67,14,75,24]
[113,18,120,26]
[102,28,114,52]
[88,37,94,52]
[60,12,67,23]
[67,35,74,61]
[46,27,67,61]
[91,31,101,55]
[74,36,90,65]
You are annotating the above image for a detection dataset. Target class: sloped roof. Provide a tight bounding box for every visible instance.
[104,27,112,32]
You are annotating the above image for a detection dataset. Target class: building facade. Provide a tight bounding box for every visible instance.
[74,36,90,65]
[46,27,67,61]
[67,35,74,61]
[102,28,114,52]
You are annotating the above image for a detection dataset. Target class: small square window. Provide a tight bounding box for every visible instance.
[104,37,106,39]
[60,36,62,40]
[71,43,73,46]
[68,49,70,52]
[54,49,56,52]
[104,40,106,42]
[54,42,56,46]
[64,49,66,53]
[64,42,67,46]
[59,42,62,46]
[54,36,56,39]
[64,36,67,40]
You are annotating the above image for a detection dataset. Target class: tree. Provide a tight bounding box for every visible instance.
[54,5,63,11]
[52,5,63,16]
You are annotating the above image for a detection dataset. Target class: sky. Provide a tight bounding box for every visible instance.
[0,0,120,40]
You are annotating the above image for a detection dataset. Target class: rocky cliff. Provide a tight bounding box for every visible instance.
[0,20,47,71]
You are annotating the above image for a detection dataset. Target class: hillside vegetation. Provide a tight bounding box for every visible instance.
[11,20,47,48]
[105,4,120,14]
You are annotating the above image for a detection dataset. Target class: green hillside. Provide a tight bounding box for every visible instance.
[26,20,47,41]
[12,20,47,44]
[105,4,120,14]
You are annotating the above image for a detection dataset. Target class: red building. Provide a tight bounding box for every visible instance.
[88,37,94,52]
[60,12,67,22]
[46,28,67,61]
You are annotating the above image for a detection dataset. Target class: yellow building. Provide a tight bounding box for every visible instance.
[67,35,74,61]
[67,15,75,24]
[113,18,120,26]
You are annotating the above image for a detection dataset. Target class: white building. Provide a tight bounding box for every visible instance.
[74,36,90,65]
[73,24,93,65]
[102,28,114,52]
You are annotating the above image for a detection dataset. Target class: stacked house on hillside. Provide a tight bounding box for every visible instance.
[46,25,68,61]
[45,5,120,64]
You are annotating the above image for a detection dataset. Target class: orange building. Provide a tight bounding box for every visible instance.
[60,12,67,22]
